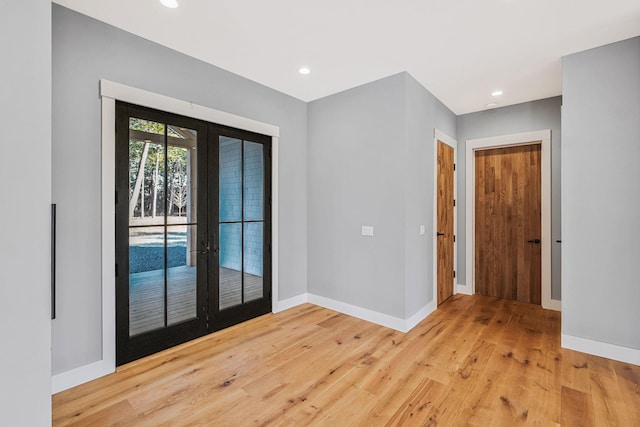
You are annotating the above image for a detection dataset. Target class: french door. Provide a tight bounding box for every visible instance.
[115,102,271,365]
[212,127,272,331]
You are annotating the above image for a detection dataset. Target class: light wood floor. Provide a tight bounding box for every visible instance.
[53,294,640,426]
[130,266,263,335]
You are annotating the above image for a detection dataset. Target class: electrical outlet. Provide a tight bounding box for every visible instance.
[361,226,374,237]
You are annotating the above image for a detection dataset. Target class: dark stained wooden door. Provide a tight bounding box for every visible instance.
[437,141,454,305]
[475,143,541,304]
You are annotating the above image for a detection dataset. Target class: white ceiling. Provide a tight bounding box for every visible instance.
[53,0,640,115]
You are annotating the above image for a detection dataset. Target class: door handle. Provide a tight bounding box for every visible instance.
[437,232,445,236]
[527,239,541,244]
[191,242,211,255]
[51,203,56,320]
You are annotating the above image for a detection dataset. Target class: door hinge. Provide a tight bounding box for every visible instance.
[453,163,456,171]
[453,199,456,207]
[453,235,456,243]
[115,190,118,205]
[115,264,118,276]
[453,270,456,278]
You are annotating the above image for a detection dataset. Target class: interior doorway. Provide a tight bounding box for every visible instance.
[115,102,272,365]
[465,130,555,310]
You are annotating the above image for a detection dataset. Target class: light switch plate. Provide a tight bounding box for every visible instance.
[420,225,425,235]
[362,226,374,237]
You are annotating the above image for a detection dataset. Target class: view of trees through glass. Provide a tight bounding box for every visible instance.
[128,118,191,220]
[127,117,198,335]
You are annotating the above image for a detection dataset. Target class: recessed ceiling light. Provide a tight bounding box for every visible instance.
[298,67,311,75]
[486,102,498,108]
[160,0,178,8]
[491,90,503,97]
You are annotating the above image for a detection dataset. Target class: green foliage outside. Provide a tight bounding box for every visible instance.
[128,118,190,218]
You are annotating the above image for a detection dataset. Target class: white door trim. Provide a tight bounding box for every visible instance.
[52,79,281,394]
[100,80,280,137]
[465,129,559,311]
[433,129,457,306]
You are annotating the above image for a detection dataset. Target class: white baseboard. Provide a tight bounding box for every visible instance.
[279,292,436,333]
[274,293,308,313]
[545,299,562,311]
[562,334,640,366]
[308,293,411,332]
[52,359,115,394]
[406,300,437,331]
[455,283,472,295]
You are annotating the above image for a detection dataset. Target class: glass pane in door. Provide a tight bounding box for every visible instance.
[128,118,166,336]
[127,118,199,334]
[243,141,264,302]
[166,126,198,326]
[167,224,197,325]
[219,136,243,309]
[218,136,266,310]
[129,226,165,336]
[243,141,264,221]
[244,222,263,302]
[219,223,242,309]
[219,137,242,222]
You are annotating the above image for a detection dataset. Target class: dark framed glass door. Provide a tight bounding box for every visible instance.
[115,102,209,364]
[115,103,272,365]
[209,126,272,331]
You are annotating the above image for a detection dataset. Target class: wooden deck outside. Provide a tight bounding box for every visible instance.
[130,266,263,336]
[53,294,640,426]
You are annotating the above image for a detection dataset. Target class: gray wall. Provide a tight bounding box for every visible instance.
[307,74,407,318]
[404,74,457,316]
[52,5,308,374]
[562,37,640,349]
[0,1,52,424]
[456,97,562,300]
[307,73,456,319]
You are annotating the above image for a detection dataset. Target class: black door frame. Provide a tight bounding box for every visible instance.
[115,102,272,365]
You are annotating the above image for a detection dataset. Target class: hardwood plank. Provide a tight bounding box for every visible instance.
[561,349,592,394]
[612,361,640,424]
[561,385,596,427]
[61,399,136,427]
[53,295,640,426]
[587,355,632,426]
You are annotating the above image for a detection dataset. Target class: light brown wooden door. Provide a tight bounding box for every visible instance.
[437,140,454,305]
[475,143,541,304]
